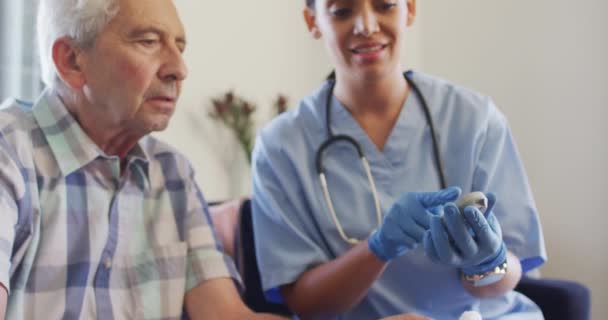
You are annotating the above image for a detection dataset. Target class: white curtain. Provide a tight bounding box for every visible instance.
[0,0,42,102]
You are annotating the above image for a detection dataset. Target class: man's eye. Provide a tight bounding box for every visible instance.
[139,39,158,46]
[330,8,352,18]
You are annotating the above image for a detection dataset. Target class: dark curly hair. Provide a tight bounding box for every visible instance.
[306,0,314,8]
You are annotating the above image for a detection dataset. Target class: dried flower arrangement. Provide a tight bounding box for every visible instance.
[209,91,289,164]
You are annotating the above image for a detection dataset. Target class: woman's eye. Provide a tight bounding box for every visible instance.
[330,8,352,18]
[379,2,397,10]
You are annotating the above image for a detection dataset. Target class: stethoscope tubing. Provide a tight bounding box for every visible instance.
[317,70,446,188]
[314,70,447,246]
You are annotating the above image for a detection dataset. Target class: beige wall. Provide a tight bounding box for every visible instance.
[159,0,421,200]
[162,0,607,318]
[417,1,608,318]
[157,1,329,199]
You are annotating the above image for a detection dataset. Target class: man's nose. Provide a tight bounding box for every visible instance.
[159,46,188,82]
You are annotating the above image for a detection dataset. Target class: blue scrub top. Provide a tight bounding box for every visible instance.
[251,71,547,319]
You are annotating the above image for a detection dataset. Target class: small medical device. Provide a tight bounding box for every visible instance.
[459,310,483,320]
[453,191,488,237]
[456,192,488,216]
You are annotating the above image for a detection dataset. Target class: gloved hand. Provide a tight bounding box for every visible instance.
[368,186,461,262]
[423,193,506,276]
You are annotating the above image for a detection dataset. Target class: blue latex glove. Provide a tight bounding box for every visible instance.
[368,186,461,262]
[423,193,507,275]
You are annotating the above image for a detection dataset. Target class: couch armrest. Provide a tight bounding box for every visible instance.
[515,276,591,320]
[209,199,244,259]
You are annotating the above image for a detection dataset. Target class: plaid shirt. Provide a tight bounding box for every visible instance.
[0,89,240,319]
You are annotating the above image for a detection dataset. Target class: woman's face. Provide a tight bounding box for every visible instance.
[304,0,415,82]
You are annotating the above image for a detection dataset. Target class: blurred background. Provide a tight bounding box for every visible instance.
[1,0,606,318]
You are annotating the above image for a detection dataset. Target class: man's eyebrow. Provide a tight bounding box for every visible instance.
[127,26,164,38]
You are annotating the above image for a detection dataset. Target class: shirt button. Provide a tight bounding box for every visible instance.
[104,258,112,269]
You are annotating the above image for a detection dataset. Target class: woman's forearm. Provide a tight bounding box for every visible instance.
[281,241,387,319]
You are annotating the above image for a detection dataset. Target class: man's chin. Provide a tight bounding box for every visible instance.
[148,118,171,132]
[150,122,170,132]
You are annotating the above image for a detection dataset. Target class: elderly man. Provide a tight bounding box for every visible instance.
[0,0,285,319]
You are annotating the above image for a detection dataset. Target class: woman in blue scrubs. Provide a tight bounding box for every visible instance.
[251,0,546,319]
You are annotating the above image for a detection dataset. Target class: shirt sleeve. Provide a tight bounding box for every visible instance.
[472,100,547,273]
[181,162,242,292]
[251,132,332,298]
[0,145,22,293]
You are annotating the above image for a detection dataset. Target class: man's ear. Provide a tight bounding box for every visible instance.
[52,37,86,89]
[406,0,417,27]
[303,7,322,39]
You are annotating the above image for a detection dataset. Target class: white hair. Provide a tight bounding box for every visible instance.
[37,0,120,87]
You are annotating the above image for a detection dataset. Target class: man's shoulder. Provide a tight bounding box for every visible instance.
[0,98,36,133]
[0,99,38,166]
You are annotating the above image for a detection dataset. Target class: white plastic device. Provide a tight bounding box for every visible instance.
[456,191,488,216]
[459,310,483,320]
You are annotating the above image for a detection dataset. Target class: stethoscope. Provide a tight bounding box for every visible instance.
[315,70,447,245]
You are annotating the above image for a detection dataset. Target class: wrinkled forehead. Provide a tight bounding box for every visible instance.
[107,0,185,38]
